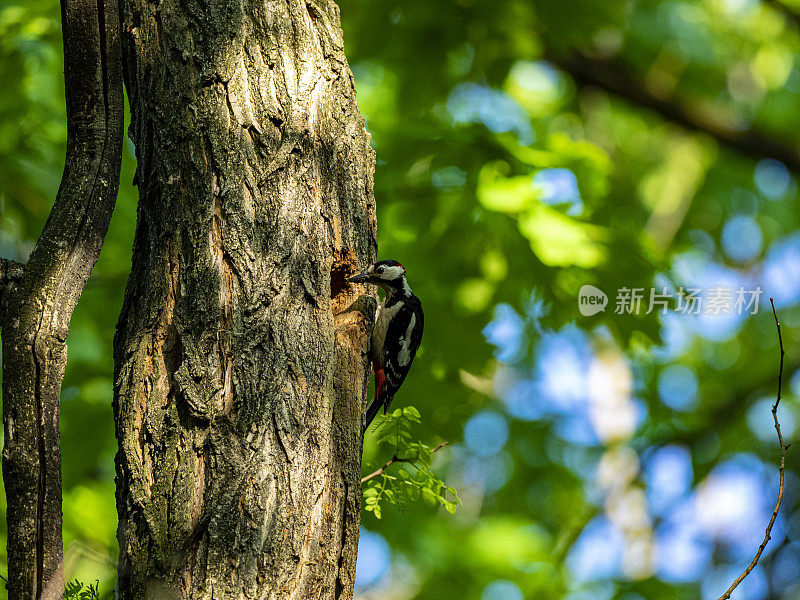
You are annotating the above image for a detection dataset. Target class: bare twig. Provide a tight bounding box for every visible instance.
[361,442,448,484]
[716,298,789,600]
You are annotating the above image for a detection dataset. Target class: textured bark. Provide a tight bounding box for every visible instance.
[0,0,123,597]
[113,0,376,598]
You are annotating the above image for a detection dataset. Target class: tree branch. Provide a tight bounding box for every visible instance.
[716,298,789,600]
[361,442,449,484]
[763,0,800,31]
[0,0,123,596]
[547,50,800,172]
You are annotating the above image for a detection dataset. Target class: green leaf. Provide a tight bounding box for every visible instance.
[421,487,439,506]
[403,406,422,421]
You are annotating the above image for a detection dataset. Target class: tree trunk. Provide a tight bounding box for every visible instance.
[112,0,376,598]
[0,0,123,597]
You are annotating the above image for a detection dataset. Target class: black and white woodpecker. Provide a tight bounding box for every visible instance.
[347,260,424,429]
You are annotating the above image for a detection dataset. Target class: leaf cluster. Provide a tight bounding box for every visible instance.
[363,406,461,519]
[64,580,102,600]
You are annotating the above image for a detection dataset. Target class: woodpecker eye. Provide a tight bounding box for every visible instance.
[376,266,384,274]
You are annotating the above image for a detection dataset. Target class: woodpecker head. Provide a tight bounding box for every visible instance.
[347,260,411,295]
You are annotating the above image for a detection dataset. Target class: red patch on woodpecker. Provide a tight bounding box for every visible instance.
[375,367,386,401]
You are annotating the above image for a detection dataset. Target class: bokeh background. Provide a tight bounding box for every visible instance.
[2,0,800,598]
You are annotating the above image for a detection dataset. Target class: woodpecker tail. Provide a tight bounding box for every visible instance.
[365,365,388,431]
[364,397,382,430]
[364,394,394,431]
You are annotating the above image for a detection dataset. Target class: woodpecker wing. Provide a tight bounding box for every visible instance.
[376,294,423,408]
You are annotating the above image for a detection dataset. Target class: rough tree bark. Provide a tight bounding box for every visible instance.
[112,0,376,598]
[0,0,123,597]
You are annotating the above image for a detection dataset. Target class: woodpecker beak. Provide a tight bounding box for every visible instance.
[347,271,370,284]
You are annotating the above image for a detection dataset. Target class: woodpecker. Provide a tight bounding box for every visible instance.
[347,260,424,429]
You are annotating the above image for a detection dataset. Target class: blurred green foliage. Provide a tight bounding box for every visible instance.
[2,0,800,598]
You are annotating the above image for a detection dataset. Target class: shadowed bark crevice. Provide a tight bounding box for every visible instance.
[0,259,24,300]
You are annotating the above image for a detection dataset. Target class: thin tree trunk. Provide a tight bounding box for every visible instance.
[0,0,123,597]
[112,0,376,597]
